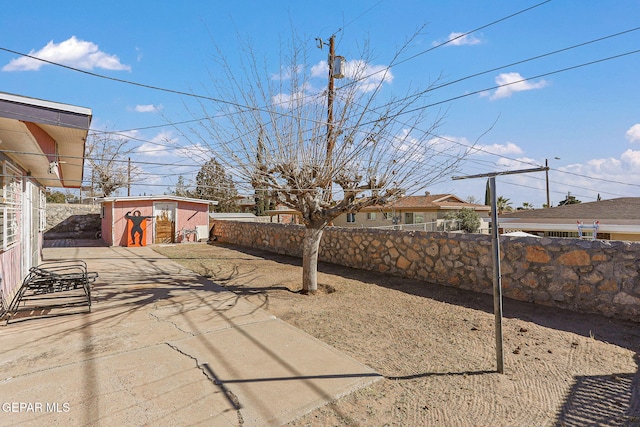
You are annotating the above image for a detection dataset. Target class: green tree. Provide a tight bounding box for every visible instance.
[46,191,66,203]
[496,196,513,214]
[194,158,239,212]
[252,130,274,216]
[521,202,534,210]
[558,193,581,206]
[444,208,481,233]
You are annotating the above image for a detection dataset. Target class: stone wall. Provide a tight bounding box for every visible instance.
[45,203,101,240]
[212,220,640,322]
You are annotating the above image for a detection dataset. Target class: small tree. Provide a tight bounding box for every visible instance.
[497,196,513,214]
[445,208,481,233]
[194,158,239,212]
[171,175,192,198]
[558,193,581,206]
[466,195,480,204]
[46,190,66,203]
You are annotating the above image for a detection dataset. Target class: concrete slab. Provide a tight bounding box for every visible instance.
[0,244,381,426]
[169,318,381,426]
[1,344,238,426]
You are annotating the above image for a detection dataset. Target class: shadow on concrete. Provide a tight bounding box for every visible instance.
[191,242,640,425]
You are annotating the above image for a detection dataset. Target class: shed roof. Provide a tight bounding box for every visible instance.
[99,195,218,205]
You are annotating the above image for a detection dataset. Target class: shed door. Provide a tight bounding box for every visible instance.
[153,202,177,243]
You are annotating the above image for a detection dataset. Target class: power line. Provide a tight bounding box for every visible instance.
[334,0,553,93]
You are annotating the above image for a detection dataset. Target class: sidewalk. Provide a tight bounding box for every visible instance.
[0,243,380,426]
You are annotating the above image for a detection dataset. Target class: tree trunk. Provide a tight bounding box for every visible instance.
[301,226,324,294]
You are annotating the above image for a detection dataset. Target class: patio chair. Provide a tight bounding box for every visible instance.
[3,260,98,324]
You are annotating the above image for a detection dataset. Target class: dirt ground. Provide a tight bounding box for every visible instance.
[153,242,640,427]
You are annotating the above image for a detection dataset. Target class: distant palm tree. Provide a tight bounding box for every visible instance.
[521,202,534,210]
[497,196,513,214]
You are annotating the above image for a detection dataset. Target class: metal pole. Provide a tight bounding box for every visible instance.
[545,158,550,208]
[453,166,547,375]
[489,177,504,373]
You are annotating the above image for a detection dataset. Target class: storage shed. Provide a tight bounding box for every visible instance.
[100,195,217,246]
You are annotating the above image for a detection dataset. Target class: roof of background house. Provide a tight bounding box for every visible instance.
[366,194,490,211]
[500,197,640,221]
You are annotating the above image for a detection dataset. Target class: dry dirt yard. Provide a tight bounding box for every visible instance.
[154,242,640,427]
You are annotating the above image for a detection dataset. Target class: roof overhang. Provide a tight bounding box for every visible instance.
[0,92,92,188]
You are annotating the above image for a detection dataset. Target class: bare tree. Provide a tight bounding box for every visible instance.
[85,132,139,197]
[187,31,470,293]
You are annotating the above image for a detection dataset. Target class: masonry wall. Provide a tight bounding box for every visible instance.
[212,220,640,322]
[45,203,101,240]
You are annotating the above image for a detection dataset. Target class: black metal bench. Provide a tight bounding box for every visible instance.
[3,260,98,324]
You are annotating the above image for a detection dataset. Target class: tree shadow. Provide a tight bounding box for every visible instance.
[201,243,640,425]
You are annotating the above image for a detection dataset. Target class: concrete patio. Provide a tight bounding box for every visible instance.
[0,242,380,426]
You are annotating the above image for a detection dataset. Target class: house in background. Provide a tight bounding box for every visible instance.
[498,197,640,241]
[100,195,217,246]
[0,92,92,305]
[332,193,491,231]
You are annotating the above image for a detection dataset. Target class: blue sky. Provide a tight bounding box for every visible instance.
[2,0,640,208]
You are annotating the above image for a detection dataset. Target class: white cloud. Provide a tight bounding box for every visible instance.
[273,58,393,108]
[469,142,523,156]
[620,149,640,167]
[310,60,327,78]
[311,59,393,92]
[625,124,640,143]
[135,131,180,157]
[485,72,547,100]
[2,36,130,71]
[446,32,482,46]
[272,82,321,109]
[134,104,160,113]
[345,60,393,93]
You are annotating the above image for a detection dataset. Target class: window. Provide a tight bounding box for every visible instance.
[1,161,22,250]
[366,212,376,220]
[383,212,393,220]
[404,213,414,224]
[38,187,46,232]
[346,213,356,223]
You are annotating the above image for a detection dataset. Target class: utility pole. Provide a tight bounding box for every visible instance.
[545,157,560,208]
[545,159,550,208]
[316,34,344,201]
[326,34,336,161]
[127,157,131,196]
